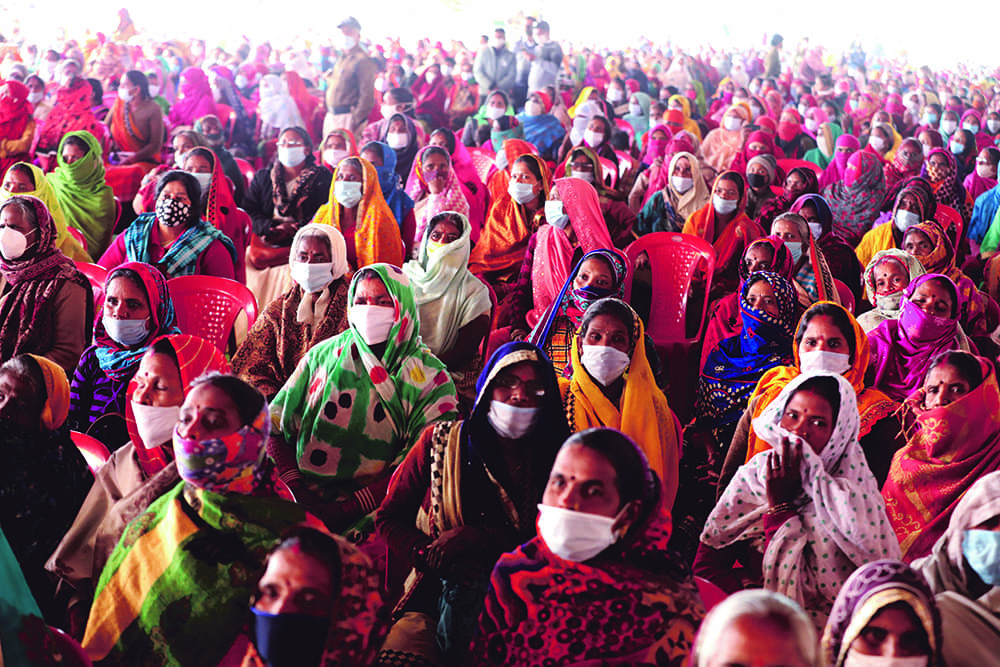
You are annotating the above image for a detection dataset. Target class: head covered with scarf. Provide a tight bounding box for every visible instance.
[696,272,797,429]
[125,333,231,475]
[94,261,181,380]
[704,371,902,627]
[822,559,943,667]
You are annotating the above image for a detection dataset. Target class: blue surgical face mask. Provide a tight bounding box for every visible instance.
[251,609,328,667]
[102,314,150,347]
[784,241,803,264]
[963,529,1000,586]
[950,140,965,155]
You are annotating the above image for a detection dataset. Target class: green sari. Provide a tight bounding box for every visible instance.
[47,131,116,259]
[82,483,319,666]
[271,264,459,523]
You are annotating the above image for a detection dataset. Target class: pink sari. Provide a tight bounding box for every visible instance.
[528,177,614,328]
[405,146,473,250]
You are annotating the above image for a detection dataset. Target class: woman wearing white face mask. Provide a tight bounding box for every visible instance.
[683,171,766,296]
[701,103,751,173]
[857,250,926,333]
[411,64,449,130]
[375,342,569,666]
[106,70,165,171]
[48,333,228,630]
[255,74,305,142]
[181,147,246,281]
[700,373,901,628]
[311,156,405,270]
[402,212,490,409]
[514,90,566,162]
[67,262,181,449]
[560,298,681,509]
[233,224,351,400]
[319,128,356,172]
[559,146,637,246]
[467,427,705,666]
[494,177,615,356]
[243,127,332,307]
[719,301,903,492]
[469,153,551,289]
[269,264,458,537]
[0,195,92,375]
[637,151,712,234]
[823,560,943,667]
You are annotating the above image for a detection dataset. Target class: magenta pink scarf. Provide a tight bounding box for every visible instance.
[168,67,218,126]
[529,177,613,327]
[867,274,969,402]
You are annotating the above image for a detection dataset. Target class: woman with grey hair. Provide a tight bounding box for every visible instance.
[232,223,351,400]
[692,589,818,667]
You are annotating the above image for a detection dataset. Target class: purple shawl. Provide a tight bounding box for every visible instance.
[867,274,964,402]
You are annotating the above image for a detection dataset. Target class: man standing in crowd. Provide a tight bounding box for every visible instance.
[324,16,377,138]
[474,27,516,98]
[528,20,563,95]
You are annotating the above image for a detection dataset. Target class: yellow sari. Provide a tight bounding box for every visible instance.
[0,162,89,261]
[558,300,680,510]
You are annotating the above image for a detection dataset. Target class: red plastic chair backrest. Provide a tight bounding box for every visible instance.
[70,431,111,475]
[75,261,108,312]
[624,232,716,343]
[167,275,259,352]
[833,279,855,314]
[694,576,728,612]
[934,204,963,246]
[67,226,88,253]
[234,158,257,191]
[776,158,821,177]
[47,626,93,667]
[113,197,122,228]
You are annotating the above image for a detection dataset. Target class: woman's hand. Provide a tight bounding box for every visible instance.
[422,527,483,581]
[766,436,802,508]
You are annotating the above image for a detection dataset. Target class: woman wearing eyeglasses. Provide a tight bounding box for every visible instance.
[375,341,570,667]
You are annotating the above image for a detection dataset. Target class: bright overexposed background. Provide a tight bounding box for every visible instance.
[3,0,994,72]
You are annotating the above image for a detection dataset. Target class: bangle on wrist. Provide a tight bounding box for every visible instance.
[767,502,796,516]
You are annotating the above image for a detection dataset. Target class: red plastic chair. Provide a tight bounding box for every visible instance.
[934,204,963,246]
[67,225,87,253]
[167,275,259,353]
[776,158,821,177]
[624,233,716,344]
[70,431,111,475]
[476,276,498,358]
[75,261,108,312]
[113,196,122,228]
[833,279,855,314]
[625,232,716,422]
[694,576,728,612]
[234,158,257,191]
[48,626,93,667]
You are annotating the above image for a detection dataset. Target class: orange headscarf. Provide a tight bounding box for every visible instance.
[313,157,404,269]
[744,301,897,461]
[469,153,551,285]
[486,139,538,203]
[27,354,70,431]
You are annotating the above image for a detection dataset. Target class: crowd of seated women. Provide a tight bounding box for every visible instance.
[5,18,1000,667]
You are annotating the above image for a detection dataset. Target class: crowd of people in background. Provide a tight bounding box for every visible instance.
[3,7,1000,665]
